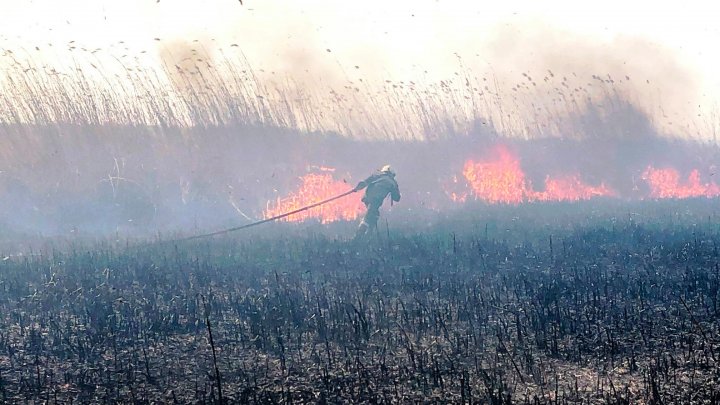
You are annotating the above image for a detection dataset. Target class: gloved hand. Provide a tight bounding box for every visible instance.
[353,182,363,192]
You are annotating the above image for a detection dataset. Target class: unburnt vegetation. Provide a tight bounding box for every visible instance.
[1,202,719,403]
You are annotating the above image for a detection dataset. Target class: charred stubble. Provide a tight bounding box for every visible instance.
[0,210,719,403]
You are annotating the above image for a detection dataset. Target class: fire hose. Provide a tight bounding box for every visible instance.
[172,188,358,242]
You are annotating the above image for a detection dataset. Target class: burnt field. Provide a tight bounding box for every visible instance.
[1,201,720,404]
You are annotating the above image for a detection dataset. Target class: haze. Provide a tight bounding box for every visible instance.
[1,0,720,239]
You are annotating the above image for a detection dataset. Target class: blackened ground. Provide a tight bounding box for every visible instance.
[0,201,719,403]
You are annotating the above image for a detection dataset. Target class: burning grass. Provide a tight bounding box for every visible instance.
[459,145,615,204]
[643,167,720,199]
[1,43,719,234]
[263,172,363,223]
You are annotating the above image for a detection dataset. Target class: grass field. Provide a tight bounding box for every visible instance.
[2,14,719,404]
[1,200,719,403]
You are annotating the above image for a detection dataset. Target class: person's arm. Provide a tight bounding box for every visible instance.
[353,174,377,192]
[391,181,401,202]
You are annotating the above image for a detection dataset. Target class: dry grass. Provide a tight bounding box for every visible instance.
[0,44,684,142]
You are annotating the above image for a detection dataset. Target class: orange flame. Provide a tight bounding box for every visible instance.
[445,175,469,203]
[459,145,615,204]
[461,146,528,204]
[266,156,720,226]
[642,166,720,199]
[533,176,615,202]
[264,173,363,223]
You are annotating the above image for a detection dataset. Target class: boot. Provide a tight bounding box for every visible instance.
[354,221,370,240]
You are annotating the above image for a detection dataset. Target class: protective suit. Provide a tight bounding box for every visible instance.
[353,165,400,237]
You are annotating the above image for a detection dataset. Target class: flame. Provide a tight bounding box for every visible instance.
[266,153,720,226]
[462,147,527,204]
[448,191,468,203]
[458,145,615,204]
[265,173,363,223]
[642,166,720,199]
[444,175,469,203]
[533,176,615,201]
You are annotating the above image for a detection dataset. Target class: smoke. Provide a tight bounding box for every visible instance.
[158,39,216,91]
[1,1,719,240]
[471,23,701,138]
[0,120,718,240]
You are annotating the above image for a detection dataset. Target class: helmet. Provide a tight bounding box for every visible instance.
[380,165,394,175]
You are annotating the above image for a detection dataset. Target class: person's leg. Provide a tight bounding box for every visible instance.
[356,220,369,238]
[365,204,380,232]
[355,203,380,239]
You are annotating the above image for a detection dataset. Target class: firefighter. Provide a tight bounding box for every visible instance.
[353,165,401,238]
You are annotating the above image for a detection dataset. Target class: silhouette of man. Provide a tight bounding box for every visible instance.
[353,165,400,238]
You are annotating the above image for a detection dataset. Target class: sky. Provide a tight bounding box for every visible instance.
[1,0,720,138]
